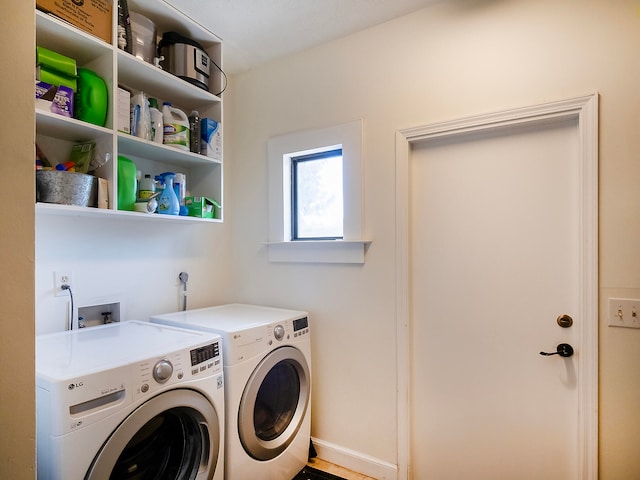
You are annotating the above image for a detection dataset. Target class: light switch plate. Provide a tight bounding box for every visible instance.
[608,298,640,329]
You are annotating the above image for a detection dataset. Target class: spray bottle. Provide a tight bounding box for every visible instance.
[157,173,180,215]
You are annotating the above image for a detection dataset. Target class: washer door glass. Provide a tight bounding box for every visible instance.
[239,346,310,461]
[85,389,220,480]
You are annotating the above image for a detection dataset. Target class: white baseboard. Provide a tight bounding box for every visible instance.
[310,437,398,480]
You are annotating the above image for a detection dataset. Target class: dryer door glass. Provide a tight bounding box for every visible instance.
[239,346,311,461]
[254,360,300,440]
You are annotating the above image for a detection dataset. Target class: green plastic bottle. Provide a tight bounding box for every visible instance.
[76,68,108,127]
[117,156,137,211]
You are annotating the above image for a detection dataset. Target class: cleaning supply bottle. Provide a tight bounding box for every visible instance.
[138,174,155,200]
[157,173,180,215]
[148,98,163,143]
[173,172,189,215]
[162,102,189,150]
[130,91,151,140]
[188,110,200,153]
[117,156,137,211]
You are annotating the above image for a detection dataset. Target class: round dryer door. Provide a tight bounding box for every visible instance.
[85,389,220,480]
[238,345,311,461]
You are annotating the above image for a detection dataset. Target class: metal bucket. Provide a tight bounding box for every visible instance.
[36,170,98,207]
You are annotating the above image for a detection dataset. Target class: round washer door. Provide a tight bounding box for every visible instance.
[85,389,220,480]
[238,345,311,461]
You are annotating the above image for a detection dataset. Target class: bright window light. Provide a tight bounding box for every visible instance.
[292,149,343,240]
[267,119,367,263]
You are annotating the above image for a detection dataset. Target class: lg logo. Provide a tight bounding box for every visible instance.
[68,382,84,390]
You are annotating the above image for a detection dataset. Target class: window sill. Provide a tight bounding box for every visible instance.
[266,240,372,264]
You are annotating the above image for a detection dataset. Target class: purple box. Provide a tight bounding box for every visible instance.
[35,80,74,118]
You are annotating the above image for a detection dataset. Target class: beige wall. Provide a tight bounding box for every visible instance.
[226,0,640,477]
[8,1,640,478]
[1,2,35,479]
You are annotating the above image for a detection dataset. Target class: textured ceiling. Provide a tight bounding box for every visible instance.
[166,0,442,74]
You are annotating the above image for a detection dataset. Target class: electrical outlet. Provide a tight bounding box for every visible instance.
[608,297,640,329]
[54,271,73,297]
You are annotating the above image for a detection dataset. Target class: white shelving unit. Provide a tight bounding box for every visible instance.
[35,0,223,222]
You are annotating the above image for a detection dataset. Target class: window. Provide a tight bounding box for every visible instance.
[291,148,343,240]
[267,119,369,263]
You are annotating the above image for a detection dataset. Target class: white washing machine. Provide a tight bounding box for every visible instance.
[36,320,225,480]
[151,304,311,480]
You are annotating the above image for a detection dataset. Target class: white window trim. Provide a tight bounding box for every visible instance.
[267,119,370,263]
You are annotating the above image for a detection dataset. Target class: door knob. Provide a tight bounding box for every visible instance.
[539,343,574,358]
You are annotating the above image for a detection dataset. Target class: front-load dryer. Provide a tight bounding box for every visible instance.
[36,320,225,480]
[151,304,311,480]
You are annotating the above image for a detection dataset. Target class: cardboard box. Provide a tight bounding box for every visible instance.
[37,0,112,44]
[117,87,131,134]
[200,118,222,161]
[185,196,221,219]
[36,81,74,118]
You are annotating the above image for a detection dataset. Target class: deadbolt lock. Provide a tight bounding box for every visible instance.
[557,314,573,328]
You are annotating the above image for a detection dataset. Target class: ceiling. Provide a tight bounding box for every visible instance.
[166,0,442,74]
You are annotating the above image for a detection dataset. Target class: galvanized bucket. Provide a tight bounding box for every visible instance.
[36,170,98,207]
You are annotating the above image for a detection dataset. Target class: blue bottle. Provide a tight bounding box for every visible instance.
[157,173,180,215]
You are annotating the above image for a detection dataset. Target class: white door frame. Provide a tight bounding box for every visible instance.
[395,94,599,480]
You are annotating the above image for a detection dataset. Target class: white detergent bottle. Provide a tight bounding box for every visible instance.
[148,98,164,143]
[130,91,151,140]
[162,102,189,150]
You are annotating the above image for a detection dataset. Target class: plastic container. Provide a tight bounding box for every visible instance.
[75,68,108,127]
[130,91,151,140]
[148,98,163,143]
[189,110,200,153]
[117,156,137,211]
[138,174,155,200]
[129,11,156,64]
[162,102,189,150]
[173,172,189,215]
[157,173,180,215]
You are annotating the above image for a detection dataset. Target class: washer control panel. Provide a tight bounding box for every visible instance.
[134,340,222,399]
[153,359,173,383]
[274,324,285,340]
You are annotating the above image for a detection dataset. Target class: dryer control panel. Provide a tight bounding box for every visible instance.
[222,316,310,364]
[292,316,309,338]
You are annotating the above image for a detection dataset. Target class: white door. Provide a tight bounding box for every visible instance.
[396,96,598,480]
